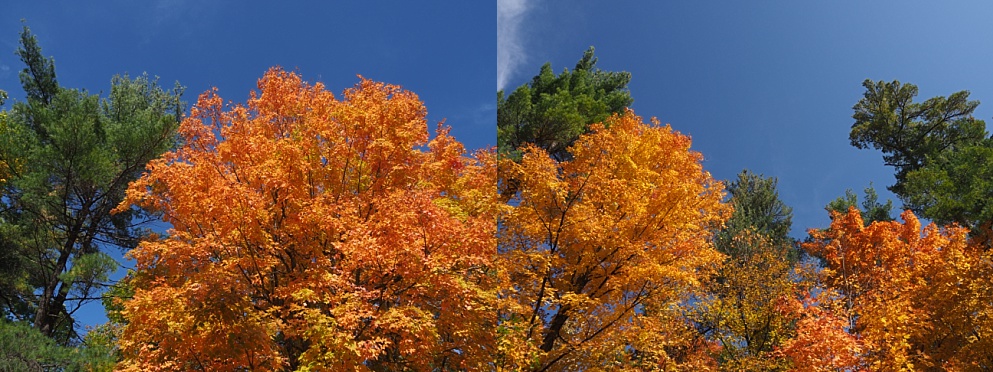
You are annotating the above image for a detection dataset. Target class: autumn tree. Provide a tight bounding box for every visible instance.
[0,26,184,344]
[497,46,632,161]
[804,208,993,369]
[497,109,729,371]
[115,68,497,371]
[774,293,863,371]
[695,171,799,370]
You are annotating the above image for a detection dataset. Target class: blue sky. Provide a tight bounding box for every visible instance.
[2,2,496,151]
[2,1,494,331]
[499,1,993,238]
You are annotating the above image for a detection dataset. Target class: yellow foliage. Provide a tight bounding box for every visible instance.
[695,230,799,369]
[498,110,729,371]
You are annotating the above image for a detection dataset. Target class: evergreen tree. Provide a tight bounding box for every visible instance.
[0,26,184,344]
[497,46,632,161]
[826,184,894,226]
[716,170,794,254]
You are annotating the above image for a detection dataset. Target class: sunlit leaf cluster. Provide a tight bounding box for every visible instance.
[497,110,729,370]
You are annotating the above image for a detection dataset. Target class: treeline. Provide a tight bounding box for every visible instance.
[496,47,993,370]
[1,28,992,371]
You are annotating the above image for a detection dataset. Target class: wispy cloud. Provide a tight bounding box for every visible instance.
[134,0,217,45]
[497,0,533,91]
[0,64,10,80]
[469,102,496,130]
[448,102,496,130]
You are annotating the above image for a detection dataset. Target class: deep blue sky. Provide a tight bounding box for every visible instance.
[2,2,495,151]
[2,1,494,331]
[499,1,993,238]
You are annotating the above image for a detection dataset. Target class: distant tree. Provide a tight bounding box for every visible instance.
[696,171,798,369]
[825,184,894,226]
[715,170,794,253]
[497,46,632,161]
[0,26,184,344]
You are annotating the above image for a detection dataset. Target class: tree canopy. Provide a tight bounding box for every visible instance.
[804,208,993,369]
[114,68,498,370]
[850,79,987,196]
[497,109,729,370]
[695,171,800,369]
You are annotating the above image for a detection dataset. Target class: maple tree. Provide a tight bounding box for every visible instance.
[114,68,498,370]
[497,109,729,371]
[804,208,993,370]
[774,293,863,371]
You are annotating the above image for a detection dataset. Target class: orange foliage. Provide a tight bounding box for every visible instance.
[776,293,864,371]
[497,110,729,371]
[804,208,993,370]
[114,68,497,370]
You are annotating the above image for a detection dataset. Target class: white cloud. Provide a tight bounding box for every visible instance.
[497,0,532,91]
[0,64,10,79]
